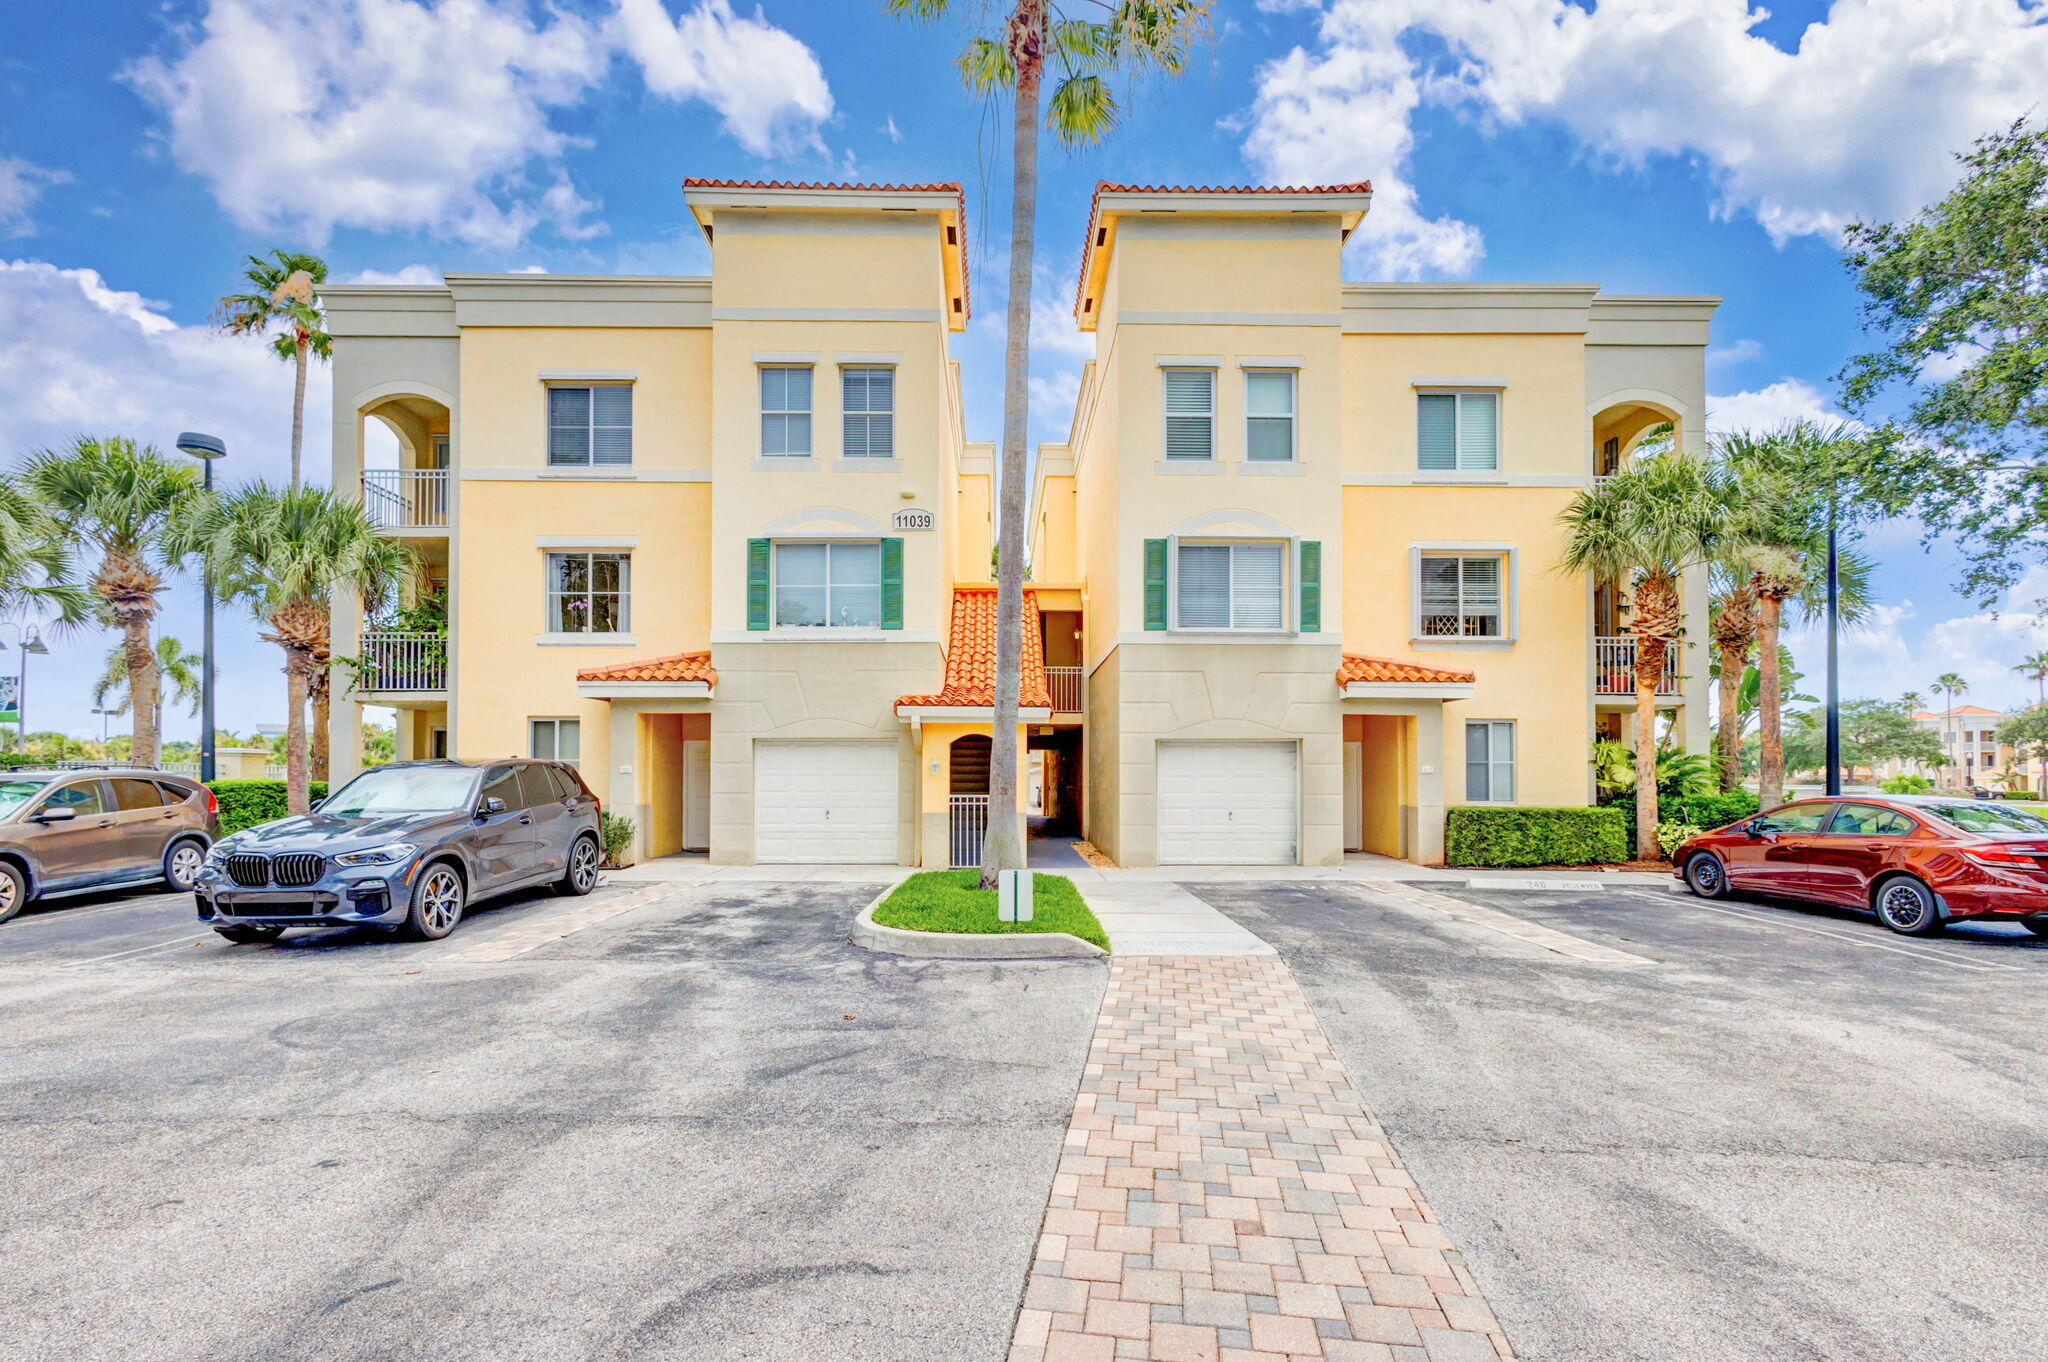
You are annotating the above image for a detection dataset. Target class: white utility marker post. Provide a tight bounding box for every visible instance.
[998,868,1034,923]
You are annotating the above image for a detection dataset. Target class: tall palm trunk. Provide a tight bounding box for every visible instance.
[979,0,1044,892]
[290,337,308,491]
[1755,588,1786,808]
[1715,638,1745,793]
[310,676,330,782]
[117,610,160,769]
[282,648,311,815]
[1629,569,1682,861]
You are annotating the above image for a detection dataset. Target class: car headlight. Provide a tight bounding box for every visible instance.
[205,841,239,865]
[333,843,419,868]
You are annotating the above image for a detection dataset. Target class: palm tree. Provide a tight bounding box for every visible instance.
[179,485,412,812]
[21,437,204,768]
[883,0,1210,888]
[1934,671,1968,783]
[1560,453,1734,858]
[0,477,93,627]
[94,635,202,739]
[1718,421,1872,807]
[217,250,330,489]
[2014,652,2048,709]
[1708,571,1757,792]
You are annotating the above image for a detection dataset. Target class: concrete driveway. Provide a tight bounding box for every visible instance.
[0,878,1103,1362]
[1189,878,2048,1362]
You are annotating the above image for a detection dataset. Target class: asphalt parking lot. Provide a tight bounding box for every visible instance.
[0,879,1104,1362]
[1192,878,2048,1362]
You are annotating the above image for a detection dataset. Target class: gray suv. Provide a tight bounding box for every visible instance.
[193,759,602,943]
[0,767,218,922]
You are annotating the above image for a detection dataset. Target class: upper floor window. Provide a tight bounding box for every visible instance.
[1418,553,1503,638]
[760,367,813,457]
[1417,391,1498,472]
[1163,368,1215,460]
[1245,370,1296,462]
[548,384,632,467]
[546,551,630,634]
[841,367,895,458]
[774,540,881,629]
[1177,541,1285,630]
[1464,721,1515,802]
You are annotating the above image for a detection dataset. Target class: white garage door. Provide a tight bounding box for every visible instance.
[1157,741,1298,865]
[755,741,899,863]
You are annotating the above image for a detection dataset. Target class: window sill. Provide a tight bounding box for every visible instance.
[830,457,902,472]
[536,633,639,647]
[1410,636,1514,651]
[751,456,816,471]
[1237,461,1305,476]
[1410,472,1505,484]
[763,628,895,641]
[1155,460,1223,475]
[1170,628,1296,637]
[542,467,636,479]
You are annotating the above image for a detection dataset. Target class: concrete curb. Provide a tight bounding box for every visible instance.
[850,887,1110,960]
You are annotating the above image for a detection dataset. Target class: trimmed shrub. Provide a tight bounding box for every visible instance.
[1444,806,1628,867]
[599,812,635,867]
[1608,789,1758,850]
[207,779,328,836]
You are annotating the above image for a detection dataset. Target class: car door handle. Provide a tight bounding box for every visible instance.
[518,815,532,826]
[95,819,114,829]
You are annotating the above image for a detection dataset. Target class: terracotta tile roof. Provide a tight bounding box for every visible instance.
[1075,178,1375,317]
[683,177,971,317]
[576,651,716,686]
[1336,654,1476,687]
[898,588,1053,710]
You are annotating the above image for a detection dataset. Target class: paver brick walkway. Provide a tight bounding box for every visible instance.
[1011,957,1512,1362]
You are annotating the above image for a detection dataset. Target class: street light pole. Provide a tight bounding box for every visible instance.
[0,623,49,755]
[1825,472,1841,797]
[176,433,227,783]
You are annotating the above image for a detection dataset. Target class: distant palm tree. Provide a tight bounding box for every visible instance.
[1935,671,1968,781]
[94,635,202,738]
[0,478,93,627]
[2015,652,2048,709]
[21,437,204,768]
[882,0,1212,889]
[1561,453,1735,857]
[218,250,330,490]
[179,485,412,812]
[1708,572,1757,792]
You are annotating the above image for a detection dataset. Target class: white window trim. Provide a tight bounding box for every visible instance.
[759,364,815,459]
[1463,719,1517,804]
[769,537,886,633]
[1416,388,1503,473]
[542,549,632,638]
[838,363,896,460]
[1410,544,1516,647]
[544,380,633,469]
[1168,535,1295,635]
[529,716,582,768]
[1161,365,1218,462]
[1244,367,1298,464]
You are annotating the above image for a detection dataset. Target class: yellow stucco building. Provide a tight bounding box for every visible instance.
[323,177,1714,869]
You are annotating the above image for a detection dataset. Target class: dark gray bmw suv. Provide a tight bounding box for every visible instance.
[193,759,601,943]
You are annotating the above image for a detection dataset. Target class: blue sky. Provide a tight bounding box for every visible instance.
[3,0,2047,744]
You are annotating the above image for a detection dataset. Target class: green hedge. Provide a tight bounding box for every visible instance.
[1444,806,1628,867]
[207,779,328,836]
[1609,789,1759,850]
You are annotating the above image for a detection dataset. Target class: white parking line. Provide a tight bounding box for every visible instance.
[1660,896,2023,972]
[64,933,211,967]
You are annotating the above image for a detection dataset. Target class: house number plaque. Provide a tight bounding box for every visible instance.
[891,508,935,531]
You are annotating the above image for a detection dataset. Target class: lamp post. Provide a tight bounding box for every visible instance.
[91,707,118,745]
[176,432,226,783]
[1824,470,1841,797]
[0,623,50,755]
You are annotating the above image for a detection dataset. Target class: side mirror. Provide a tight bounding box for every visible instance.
[32,807,76,824]
[477,796,506,818]
[1744,819,1768,838]
[308,798,324,812]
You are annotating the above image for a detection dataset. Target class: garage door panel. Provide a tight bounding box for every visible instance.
[1158,741,1297,865]
[755,741,898,863]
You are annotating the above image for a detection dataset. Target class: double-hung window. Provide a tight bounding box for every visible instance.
[774,541,882,629]
[530,718,581,768]
[1176,541,1286,630]
[841,367,895,458]
[1245,370,1296,462]
[1465,721,1515,802]
[546,552,630,634]
[548,385,632,467]
[1418,554,1504,638]
[1417,391,1499,471]
[1162,368,1215,460]
[760,367,813,457]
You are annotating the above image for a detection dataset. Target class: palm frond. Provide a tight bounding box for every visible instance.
[1048,73,1117,144]
[958,34,1014,91]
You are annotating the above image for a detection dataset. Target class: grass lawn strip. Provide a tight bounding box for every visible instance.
[871,871,1110,952]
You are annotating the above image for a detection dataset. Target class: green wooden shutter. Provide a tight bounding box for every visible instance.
[746,539,770,630]
[1298,540,1321,633]
[880,537,904,629]
[1143,539,1168,630]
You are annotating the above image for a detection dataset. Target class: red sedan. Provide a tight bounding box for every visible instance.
[1672,795,2048,936]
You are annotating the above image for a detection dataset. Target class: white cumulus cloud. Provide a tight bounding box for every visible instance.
[612,0,832,157]
[0,157,68,237]
[1707,378,1847,435]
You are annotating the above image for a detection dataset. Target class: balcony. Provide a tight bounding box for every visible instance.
[1045,666,1082,714]
[1594,635,1681,698]
[363,469,449,531]
[356,631,447,697]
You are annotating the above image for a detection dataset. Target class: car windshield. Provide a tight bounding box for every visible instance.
[1920,801,2048,834]
[0,779,48,819]
[321,766,478,817]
